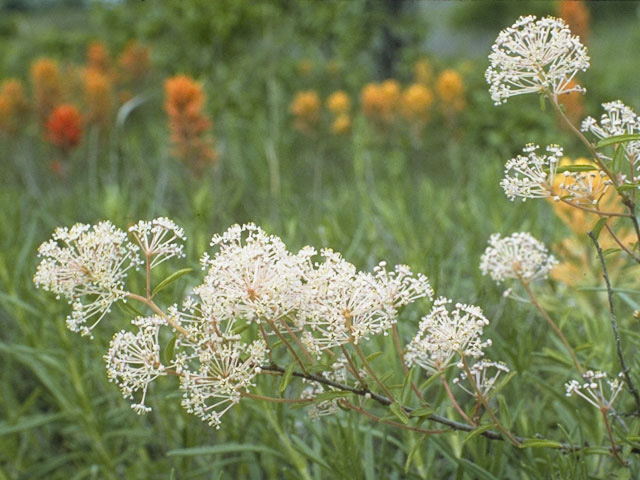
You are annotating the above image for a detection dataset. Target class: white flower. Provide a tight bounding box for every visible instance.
[129,217,186,268]
[486,15,590,105]
[299,250,431,356]
[480,232,558,284]
[565,370,625,409]
[34,221,141,336]
[196,223,306,324]
[405,297,491,373]
[104,316,168,414]
[501,144,563,201]
[179,339,266,429]
[302,358,351,420]
[582,101,640,167]
[453,359,510,398]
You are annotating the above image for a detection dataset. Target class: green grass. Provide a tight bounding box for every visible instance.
[2,2,640,478]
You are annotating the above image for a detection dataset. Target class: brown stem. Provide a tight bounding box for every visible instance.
[126,292,192,339]
[603,222,640,263]
[519,278,584,374]
[339,344,367,388]
[441,374,475,425]
[259,323,274,364]
[280,318,314,363]
[588,231,640,414]
[601,407,626,465]
[265,318,309,375]
[392,324,427,403]
[352,342,396,401]
[460,356,520,446]
[557,197,631,218]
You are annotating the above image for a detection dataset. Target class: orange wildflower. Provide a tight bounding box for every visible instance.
[361,80,400,124]
[401,83,433,123]
[165,75,216,174]
[118,41,151,83]
[46,104,83,152]
[558,0,590,43]
[84,69,112,127]
[327,91,351,115]
[331,113,351,135]
[0,79,29,135]
[436,69,465,112]
[31,58,63,123]
[87,41,110,73]
[290,90,321,134]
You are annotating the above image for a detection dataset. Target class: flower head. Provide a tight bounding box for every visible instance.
[118,41,151,83]
[436,70,465,111]
[486,15,590,105]
[401,83,434,122]
[453,359,510,398]
[327,90,351,114]
[34,221,141,336]
[31,58,63,122]
[501,143,563,201]
[104,316,168,414]
[46,105,84,152]
[87,41,110,73]
[480,232,558,284]
[361,80,400,124]
[84,69,112,127]
[331,113,351,135]
[0,79,29,135]
[405,297,491,373]
[581,101,640,166]
[290,90,321,133]
[129,217,186,269]
[565,370,624,410]
[558,0,590,44]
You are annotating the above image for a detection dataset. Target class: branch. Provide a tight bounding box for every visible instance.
[588,231,640,414]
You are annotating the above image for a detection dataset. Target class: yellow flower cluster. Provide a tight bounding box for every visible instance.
[290,90,321,134]
[361,80,401,124]
[435,69,465,112]
[327,90,351,135]
[0,79,29,135]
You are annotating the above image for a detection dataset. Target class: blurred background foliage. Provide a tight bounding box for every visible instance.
[2,1,640,478]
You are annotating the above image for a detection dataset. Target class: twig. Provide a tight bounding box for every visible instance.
[604,222,640,263]
[588,231,640,414]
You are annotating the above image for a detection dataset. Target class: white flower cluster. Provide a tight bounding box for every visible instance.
[501,144,562,201]
[565,370,625,410]
[486,15,590,105]
[301,358,351,420]
[129,217,186,268]
[405,297,491,373]
[168,223,431,425]
[480,232,558,284]
[582,101,640,166]
[300,252,433,356]
[34,221,141,336]
[453,359,510,398]
[104,316,168,414]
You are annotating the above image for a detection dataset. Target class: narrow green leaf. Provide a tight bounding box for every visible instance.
[463,424,495,445]
[117,300,144,318]
[404,434,427,473]
[0,412,67,436]
[418,370,444,392]
[557,164,599,173]
[279,362,296,393]
[518,439,563,449]
[603,247,621,257]
[167,444,285,458]
[152,268,193,297]
[596,133,640,148]
[612,143,626,172]
[490,371,517,398]
[539,94,546,112]
[590,217,608,240]
[497,395,512,428]
[313,391,354,403]
[409,407,434,418]
[617,183,640,192]
[366,351,383,362]
[389,402,409,424]
[163,335,177,364]
[307,363,333,374]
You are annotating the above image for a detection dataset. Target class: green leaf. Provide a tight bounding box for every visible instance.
[590,217,608,240]
[603,247,621,257]
[419,370,444,392]
[167,443,286,458]
[490,371,517,398]
[409,407,434,418]
[152,268,193,297]
[163,335,177,364]
[404,434,427,473]
[596,133,640,148]
[617,183,640,192]
[0,412,67,436]
[557,164,599,173]
[389,402,409,424]
[117,300,145,318]
[612,143,626,172]
[497,394,512,428]
[518,439,563,449]
[279,362,296,393]
[539,94,546,112]
[463,424,495,445]
[366,351,383,362]
[313,391,354,403]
